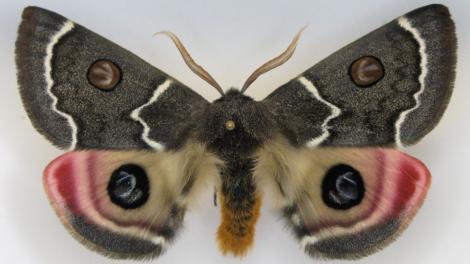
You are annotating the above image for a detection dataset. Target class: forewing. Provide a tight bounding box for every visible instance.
[43,144,220,259]
[263,4,456,148]
[255,139,430,259]
[16,6,208,150]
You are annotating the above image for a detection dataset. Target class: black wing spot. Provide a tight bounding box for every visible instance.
[108,164,150,209]
[321,164,365,210]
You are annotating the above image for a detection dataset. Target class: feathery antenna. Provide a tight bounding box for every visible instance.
[155,31,224,95]
[240,26,307,93]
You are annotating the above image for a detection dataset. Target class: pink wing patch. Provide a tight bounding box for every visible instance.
[44,152,95,218]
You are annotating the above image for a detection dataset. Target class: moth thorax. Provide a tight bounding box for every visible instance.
[225,120,236,131]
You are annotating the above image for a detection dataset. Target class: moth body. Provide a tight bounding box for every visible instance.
[194,88,275,255]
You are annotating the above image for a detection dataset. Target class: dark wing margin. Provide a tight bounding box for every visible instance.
[395,5,456,146]
[16,6,208,150]
[263,4,456,148]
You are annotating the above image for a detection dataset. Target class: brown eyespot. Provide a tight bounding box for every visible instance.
[349,56,384,87]
[87,60,121,90]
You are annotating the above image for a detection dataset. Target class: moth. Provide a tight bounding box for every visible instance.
[16,4,456,260]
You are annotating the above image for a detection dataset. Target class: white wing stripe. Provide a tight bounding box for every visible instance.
[45,20,77,150]
[130,79,173,150]
[298,76,342,148]
[395,16,428,148]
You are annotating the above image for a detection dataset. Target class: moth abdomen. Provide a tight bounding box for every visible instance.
[217,192,262,257]
[216,157,261,256]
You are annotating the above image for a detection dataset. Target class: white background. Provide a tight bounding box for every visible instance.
[0,0,469,263]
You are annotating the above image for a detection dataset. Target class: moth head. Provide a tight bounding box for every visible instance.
[196,89,275,152]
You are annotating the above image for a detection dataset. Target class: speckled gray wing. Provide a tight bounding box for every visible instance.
[263,4,456,148]
[16,6,208,150]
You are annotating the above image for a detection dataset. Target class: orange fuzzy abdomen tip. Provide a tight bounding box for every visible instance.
[216,194,262,257]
